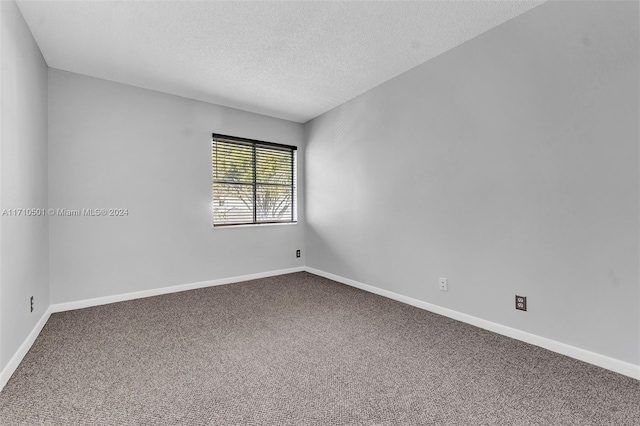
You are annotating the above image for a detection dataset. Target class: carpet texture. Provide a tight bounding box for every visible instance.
[0,272,638,425]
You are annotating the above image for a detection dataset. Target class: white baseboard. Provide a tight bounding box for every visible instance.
[51,266,305,313]
[2,265,636,395]
[1,267,304,392]
[0,307,52,391]
[304,267,640,380]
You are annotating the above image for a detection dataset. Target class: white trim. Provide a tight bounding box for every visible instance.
[2,267,304,392]
[51,266,305,313]
[212,221,299,230]
[2,265,635,395]
[304,267,640,380]
[0,307,52,391]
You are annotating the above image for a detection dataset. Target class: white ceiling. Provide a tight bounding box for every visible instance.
[17,0,545,123]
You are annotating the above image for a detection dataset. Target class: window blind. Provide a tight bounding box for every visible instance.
[212,134,297,226]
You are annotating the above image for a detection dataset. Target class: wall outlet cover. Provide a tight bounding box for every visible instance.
[516,295,527,311]
[439,277,448,292]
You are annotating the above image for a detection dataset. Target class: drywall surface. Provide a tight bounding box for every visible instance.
[305,0,639,366]
[48,70,305,304]
[0,0,50,371]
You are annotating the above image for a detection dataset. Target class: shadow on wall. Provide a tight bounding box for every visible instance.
[305,224,358,280]
[331,89,391,155]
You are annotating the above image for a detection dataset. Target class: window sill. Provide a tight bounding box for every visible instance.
[212,221,298,230]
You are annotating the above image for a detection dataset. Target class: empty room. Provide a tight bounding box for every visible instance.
[1,0,639,424]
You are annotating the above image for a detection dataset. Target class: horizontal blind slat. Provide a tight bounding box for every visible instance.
[212,135,297,226]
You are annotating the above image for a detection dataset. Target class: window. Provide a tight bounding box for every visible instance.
[212,134,297,227]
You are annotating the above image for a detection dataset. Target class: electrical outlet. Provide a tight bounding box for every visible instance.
[296,249,301,258]
[30,296,34,313]
[438,277,448,292]
[516,295,527,311]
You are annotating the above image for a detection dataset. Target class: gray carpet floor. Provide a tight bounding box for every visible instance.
[0,272,638,425]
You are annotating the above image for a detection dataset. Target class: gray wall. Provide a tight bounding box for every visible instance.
[305,0,639,365]
[0,0,50,371]
[48,70,305,304]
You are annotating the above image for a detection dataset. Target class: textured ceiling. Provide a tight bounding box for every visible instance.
[17,0,545,123]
